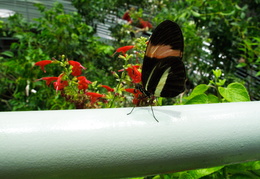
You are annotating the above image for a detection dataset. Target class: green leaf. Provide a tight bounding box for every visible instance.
[208,94,219,103]
[13,34,24,40]
[185,94,208,104]
[216,79,226,86]
[179,172,193,179]
[212,69,222,78]
[218,82,250,102]
[235,4,242,10]
[236,62,247,68]
[184,84,209,104]
[189,84,209,99]
[1,51,14,57]
[228,161,260,171]
[240,12,246,19]
[157,97,163,106]
[188,166,224,178]
[34,3,46,12]
[152,175,171,179]
[191,10,201,17]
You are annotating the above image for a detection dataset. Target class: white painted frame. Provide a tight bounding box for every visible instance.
[1,101,260,178]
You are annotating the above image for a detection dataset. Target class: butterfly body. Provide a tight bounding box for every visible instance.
[127,20,186,122]
[140,20,186,98]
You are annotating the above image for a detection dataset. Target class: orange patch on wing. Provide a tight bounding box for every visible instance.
[146,44,182,59]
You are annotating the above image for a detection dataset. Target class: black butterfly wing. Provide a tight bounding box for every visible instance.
[141,20,186,97]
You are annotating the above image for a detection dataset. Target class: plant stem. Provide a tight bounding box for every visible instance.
[109,55,129,108]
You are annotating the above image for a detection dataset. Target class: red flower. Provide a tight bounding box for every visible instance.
[101,85,114,92]
[37,77,58,86]
[139,18,152,29]
[77,76,92,91]
[125,88,143,105]
[68,60,86,76]
[53,74,68,91]
[122,11,132,23]
[124,88,136,94]
[86,92,105,104]
[53,81,68,91]
[35,60,52,73]
[116,45,134,55]
[126,65,141,83]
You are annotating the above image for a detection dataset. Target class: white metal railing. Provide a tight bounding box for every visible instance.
[0,101,260,179]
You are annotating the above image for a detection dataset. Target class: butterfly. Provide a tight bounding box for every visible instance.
[128,20,186,122]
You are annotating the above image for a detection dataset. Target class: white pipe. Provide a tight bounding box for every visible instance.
[0,101,260,179]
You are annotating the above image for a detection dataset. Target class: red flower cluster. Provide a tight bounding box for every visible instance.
[53,74,68,91]
[121,10,152,30]
[36,75,68,91]
[139,18,153,29]
[35,60,89,92]
[68,60,86,76]
[122,11,132,23]
[77,76,92,91]
[37,75,93,92]
[34,59,110,109]
[35,60,52,73]
[126,65,141,83]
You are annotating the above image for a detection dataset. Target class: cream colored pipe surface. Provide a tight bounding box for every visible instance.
[0,101,260,179]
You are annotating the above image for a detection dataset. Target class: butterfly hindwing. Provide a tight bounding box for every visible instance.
[156,58,186,97]
[141,20,186,97]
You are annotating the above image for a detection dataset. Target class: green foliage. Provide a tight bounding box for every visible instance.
[152,0,259,89]
[184,84,210,104]
[161,166,224,179]
[0,20,3,26]
[0,2,114,111]
[0,0,259,178]
[33,3,95,59]
[149,161,260,179]
[71,0,153,26]
[237,37,260,70]
[183,69,250,104]
[218,83,250,102]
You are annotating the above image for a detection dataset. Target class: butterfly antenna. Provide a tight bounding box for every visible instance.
[150,105,159,122]
[127,106,136,115]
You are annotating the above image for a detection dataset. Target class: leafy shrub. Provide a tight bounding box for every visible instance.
[0,2,114,111]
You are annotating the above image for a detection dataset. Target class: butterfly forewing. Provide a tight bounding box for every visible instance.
[142,20,186,97]
[146,20,184,51]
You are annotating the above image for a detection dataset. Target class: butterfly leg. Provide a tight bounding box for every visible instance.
[127,106,136,115]
[150,105,159,122]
